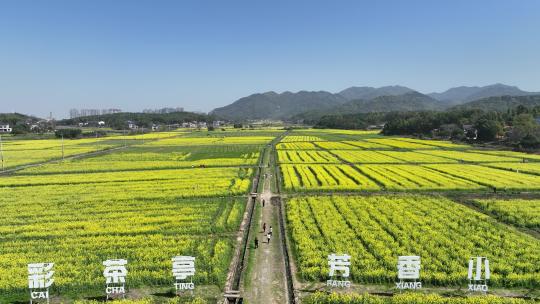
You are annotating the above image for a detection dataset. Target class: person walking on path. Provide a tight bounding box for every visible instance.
[262,199,265,207]
[262,222,266,233]
[267,232,271,244]
[269,226,273,236]
[254,237,259,249]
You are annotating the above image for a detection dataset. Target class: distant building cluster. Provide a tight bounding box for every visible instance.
[142,107,184,114]
[70,108,122,119]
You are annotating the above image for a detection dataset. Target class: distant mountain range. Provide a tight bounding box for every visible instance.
[210,84,540,121]
[211,91,348,120]
[451,95,540,112]
[338,85,414,101]
[427,83,537,105]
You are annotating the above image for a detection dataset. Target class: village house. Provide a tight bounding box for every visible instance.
[127,121,138,130]
[0,123,12,133]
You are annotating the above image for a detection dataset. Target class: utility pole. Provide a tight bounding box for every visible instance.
[124,129,127,147]
[61,134,65,161]
[0,135,4,171]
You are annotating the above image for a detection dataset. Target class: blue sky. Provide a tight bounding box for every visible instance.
[1,0,539,118]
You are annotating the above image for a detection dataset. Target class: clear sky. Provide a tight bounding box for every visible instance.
[1,0,539,118]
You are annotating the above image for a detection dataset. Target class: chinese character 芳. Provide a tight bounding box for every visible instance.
[103,259,128,284]
[172,256,196,280]
[328,254,350,278]
[28,263,54,289]
[397,256,421,280]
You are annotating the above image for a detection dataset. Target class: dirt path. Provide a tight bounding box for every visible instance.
[244,168,288,304]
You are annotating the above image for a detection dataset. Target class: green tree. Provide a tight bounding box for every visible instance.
[510,113,539,143]
[520,133,540,149]
[55,128,82,139]
[474,119,502,141]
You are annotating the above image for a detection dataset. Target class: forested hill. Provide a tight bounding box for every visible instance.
[210,91,347,121]
[211,89,441,121]
[428,83,538,105]
[337,85,414,100]
[0,113,39,124]
[450,95,540,112]
[294,92,444,121]
[212,84,538,121]
[58,111,211,129]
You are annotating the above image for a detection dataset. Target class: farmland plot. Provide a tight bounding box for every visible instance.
[280,164,379,191]
[277,150,340,164]
[287,195,540,287]
[331,150,403,164]
[281,136,325,142]
[364,138,434,149]
[304,292,536,304]
[419,150,520,163]
[17,145,262,174]
[0,137,124,169]
[472,199,540,228]
[0,130,276,302]
[142,136,274,146]
[342,140,393,150]
[356,165,483,190]
[426,164,540,190]
[472,150,540,162]
[394,138,470,149]
[0,196,243,297]
[276,142,318,150]
[376,151,458,163]
[313,141,358,150]
[484,162,540,176]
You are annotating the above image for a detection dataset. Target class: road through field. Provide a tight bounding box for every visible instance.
[244,162,288,303]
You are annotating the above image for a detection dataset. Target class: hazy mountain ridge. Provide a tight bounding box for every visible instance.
[338,85,414,100]
[428,83,538,105]
[336,91,443,113]
[293,91,443,121]
[451,95,540,112]
[211,84,540,121]
[210,90,347,120]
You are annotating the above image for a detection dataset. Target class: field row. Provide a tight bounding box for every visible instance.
[472,198,540,228]
[279,136,470,150]
[280,163,540,191]
[287,195,540,287]
[278,148,539,164]
[303,292,536,304]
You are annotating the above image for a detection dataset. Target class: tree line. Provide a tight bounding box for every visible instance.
[60,111,211,129]
[313,105,540,149]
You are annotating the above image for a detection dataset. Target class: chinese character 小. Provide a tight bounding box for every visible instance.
[468,257,490,281]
